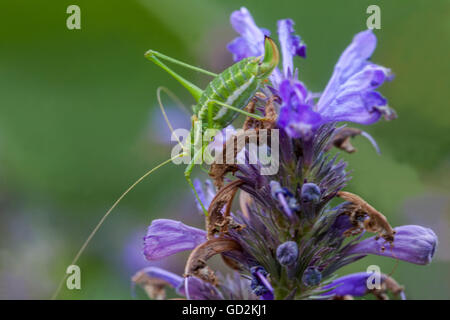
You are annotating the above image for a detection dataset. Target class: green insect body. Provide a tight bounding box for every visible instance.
[196,57,262,129]
[147,37,279,129]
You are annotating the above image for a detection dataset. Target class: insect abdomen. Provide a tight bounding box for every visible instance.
[195,57,260,128]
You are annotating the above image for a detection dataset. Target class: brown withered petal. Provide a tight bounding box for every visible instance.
[325,127,381,154]
[221,254,243,271]
[337,191,396,244]
[132,270,168,300]
[206,179,244,238]
[209,96,277,189]
[325,127,363,153]
[369,274,405,300]
[184,238,242,284]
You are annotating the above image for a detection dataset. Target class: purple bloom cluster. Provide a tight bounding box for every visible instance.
[227,7,396,140]
[132,7,437,300]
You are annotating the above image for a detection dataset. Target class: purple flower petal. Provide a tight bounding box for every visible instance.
[227,37,258,62]
[330,214,354,236]
[277,79,321,138]
[320,92,383,125]
[323,30,377,99]
[279,103,322,139]
[143,219,207,261]
[227,7,284,87]
[346,225,438,265]
[322,272,373,297]
[261,291,274,300]
[277,19,306,76]
[184,276,224,300]
[334,64,392,95]
[317,30,395,125]
[227,7,268,61]
[279,78,308,103]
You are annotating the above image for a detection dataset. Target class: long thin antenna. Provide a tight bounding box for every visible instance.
[157,86,191,115]
[157,87,188,151]
[51,155,181,299]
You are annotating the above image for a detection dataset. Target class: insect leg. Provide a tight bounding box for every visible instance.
[210,99,265,120]
[145,50,218,77]
[184,144,209,216]
[145,52,203,102]
[157,86,190,152]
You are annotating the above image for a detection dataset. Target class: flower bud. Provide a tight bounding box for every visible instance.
[301,183,321,203]
[302,266,322,287]
[276,241,299,266]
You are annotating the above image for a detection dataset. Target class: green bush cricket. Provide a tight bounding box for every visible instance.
[52,36,279,299]
[146,36,279,214]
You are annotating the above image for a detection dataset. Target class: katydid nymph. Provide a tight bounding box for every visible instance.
[146,36,279,214]
[51,36,279,299]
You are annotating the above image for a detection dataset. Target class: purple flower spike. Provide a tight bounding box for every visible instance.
[132,9,435,301]
[143,219,206,261]
[317,30,395,125]
[227,7,268,61]
[346,225,438,265]
[185,276,224,300]
[277,19,306,76]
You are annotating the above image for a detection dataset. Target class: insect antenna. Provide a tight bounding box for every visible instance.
[51,154,182,299]
[156,86,189,152]
[157,86,191,116]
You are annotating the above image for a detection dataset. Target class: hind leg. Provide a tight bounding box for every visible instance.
[184,145,209,216]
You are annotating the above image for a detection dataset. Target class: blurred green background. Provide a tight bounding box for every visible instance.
[0,0,449,299]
